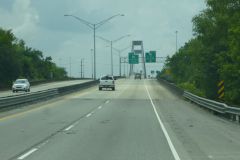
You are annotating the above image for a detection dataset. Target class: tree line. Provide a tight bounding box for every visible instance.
[158,0,240,106]
[0,28,67,89]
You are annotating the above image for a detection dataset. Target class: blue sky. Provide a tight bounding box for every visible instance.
[0,0,206,78]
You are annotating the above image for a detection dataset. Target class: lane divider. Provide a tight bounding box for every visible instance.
[17,148,38,160]
[145,84,181,160]
[64,125,74,131]
[86,113,92,118]
[13,101,106,159]
[105,100,110,104]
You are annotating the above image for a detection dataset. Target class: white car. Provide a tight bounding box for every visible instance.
[99,75,115,91]
[12,79,30,93]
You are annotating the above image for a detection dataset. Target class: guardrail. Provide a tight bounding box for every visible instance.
[158,78,240,123]
[157,78,183,96]
[0,80,98,111]
[183,91,240,123]
[183,91,227,114]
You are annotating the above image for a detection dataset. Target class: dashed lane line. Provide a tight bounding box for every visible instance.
[64,125,74,131]
[17,148,38,160]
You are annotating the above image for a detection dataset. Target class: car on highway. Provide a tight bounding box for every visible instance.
[134,73,141,79]
[12,79,30,93]
[99,75,115,91]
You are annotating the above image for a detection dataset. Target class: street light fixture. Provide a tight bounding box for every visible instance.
[96,34,130,76]
[111,46,131,76]
[64,14,124,79]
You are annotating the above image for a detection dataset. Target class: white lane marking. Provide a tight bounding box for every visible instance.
[208,155,213,159]
[98,106,102,109]
[17,148,38,160]
[64,125,74,131]
[145,84,181,160]
[86,113,92,117]
[105,100,110,104]
[38,140,49,148]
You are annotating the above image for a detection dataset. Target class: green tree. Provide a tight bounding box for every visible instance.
[160,0,240,105]
[0,28,67,88]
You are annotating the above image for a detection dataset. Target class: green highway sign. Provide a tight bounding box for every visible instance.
[145,52,150,63]
[128,52,139,64]
[145,51,156,63]
[150,51,156,62]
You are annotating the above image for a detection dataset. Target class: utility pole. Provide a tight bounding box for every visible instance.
[69,57,72,78]
[176,30,178,53]
[119,57,122,77]
[124,58,126,76]
[80,58,84,78]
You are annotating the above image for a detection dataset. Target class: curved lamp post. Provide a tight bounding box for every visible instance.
[64,14,124,79]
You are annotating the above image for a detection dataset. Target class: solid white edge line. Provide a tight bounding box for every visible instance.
[17,148,38,160]
[145,84,181,160]
[64,125,74,131]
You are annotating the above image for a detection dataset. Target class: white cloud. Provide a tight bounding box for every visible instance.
[0,0,206,78]
[0,0,39,42]
[13,0,39,41]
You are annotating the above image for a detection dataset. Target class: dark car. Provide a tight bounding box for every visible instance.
[134,73,141,79]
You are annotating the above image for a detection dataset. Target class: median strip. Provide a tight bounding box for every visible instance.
[0,80,98,111]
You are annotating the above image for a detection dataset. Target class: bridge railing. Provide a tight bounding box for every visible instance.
[0,80,98,111]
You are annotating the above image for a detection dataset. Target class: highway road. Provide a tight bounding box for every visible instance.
[0,79,240,160]
[0,80,91,97]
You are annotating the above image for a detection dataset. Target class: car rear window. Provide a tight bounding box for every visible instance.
[101,76,113,80]
[15,80,27,83]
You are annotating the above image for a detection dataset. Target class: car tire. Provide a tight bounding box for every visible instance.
[12,90,15,93]
[112,87,115,91]
[99,87,102,91]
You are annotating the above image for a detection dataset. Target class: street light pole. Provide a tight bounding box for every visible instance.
[64,14,124,79]
[94,24,96,79]
[91,49,94,79]
[110,41,113,75]
[96,35,130,76]
[111,45,131,77]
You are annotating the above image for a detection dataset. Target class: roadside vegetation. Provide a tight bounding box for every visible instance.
[0,28,67,89]
[158,0,240,106]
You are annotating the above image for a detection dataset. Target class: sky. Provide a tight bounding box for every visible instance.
[0,0,206,78]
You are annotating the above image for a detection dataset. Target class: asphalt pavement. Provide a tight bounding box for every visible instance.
[0,79,239,160]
